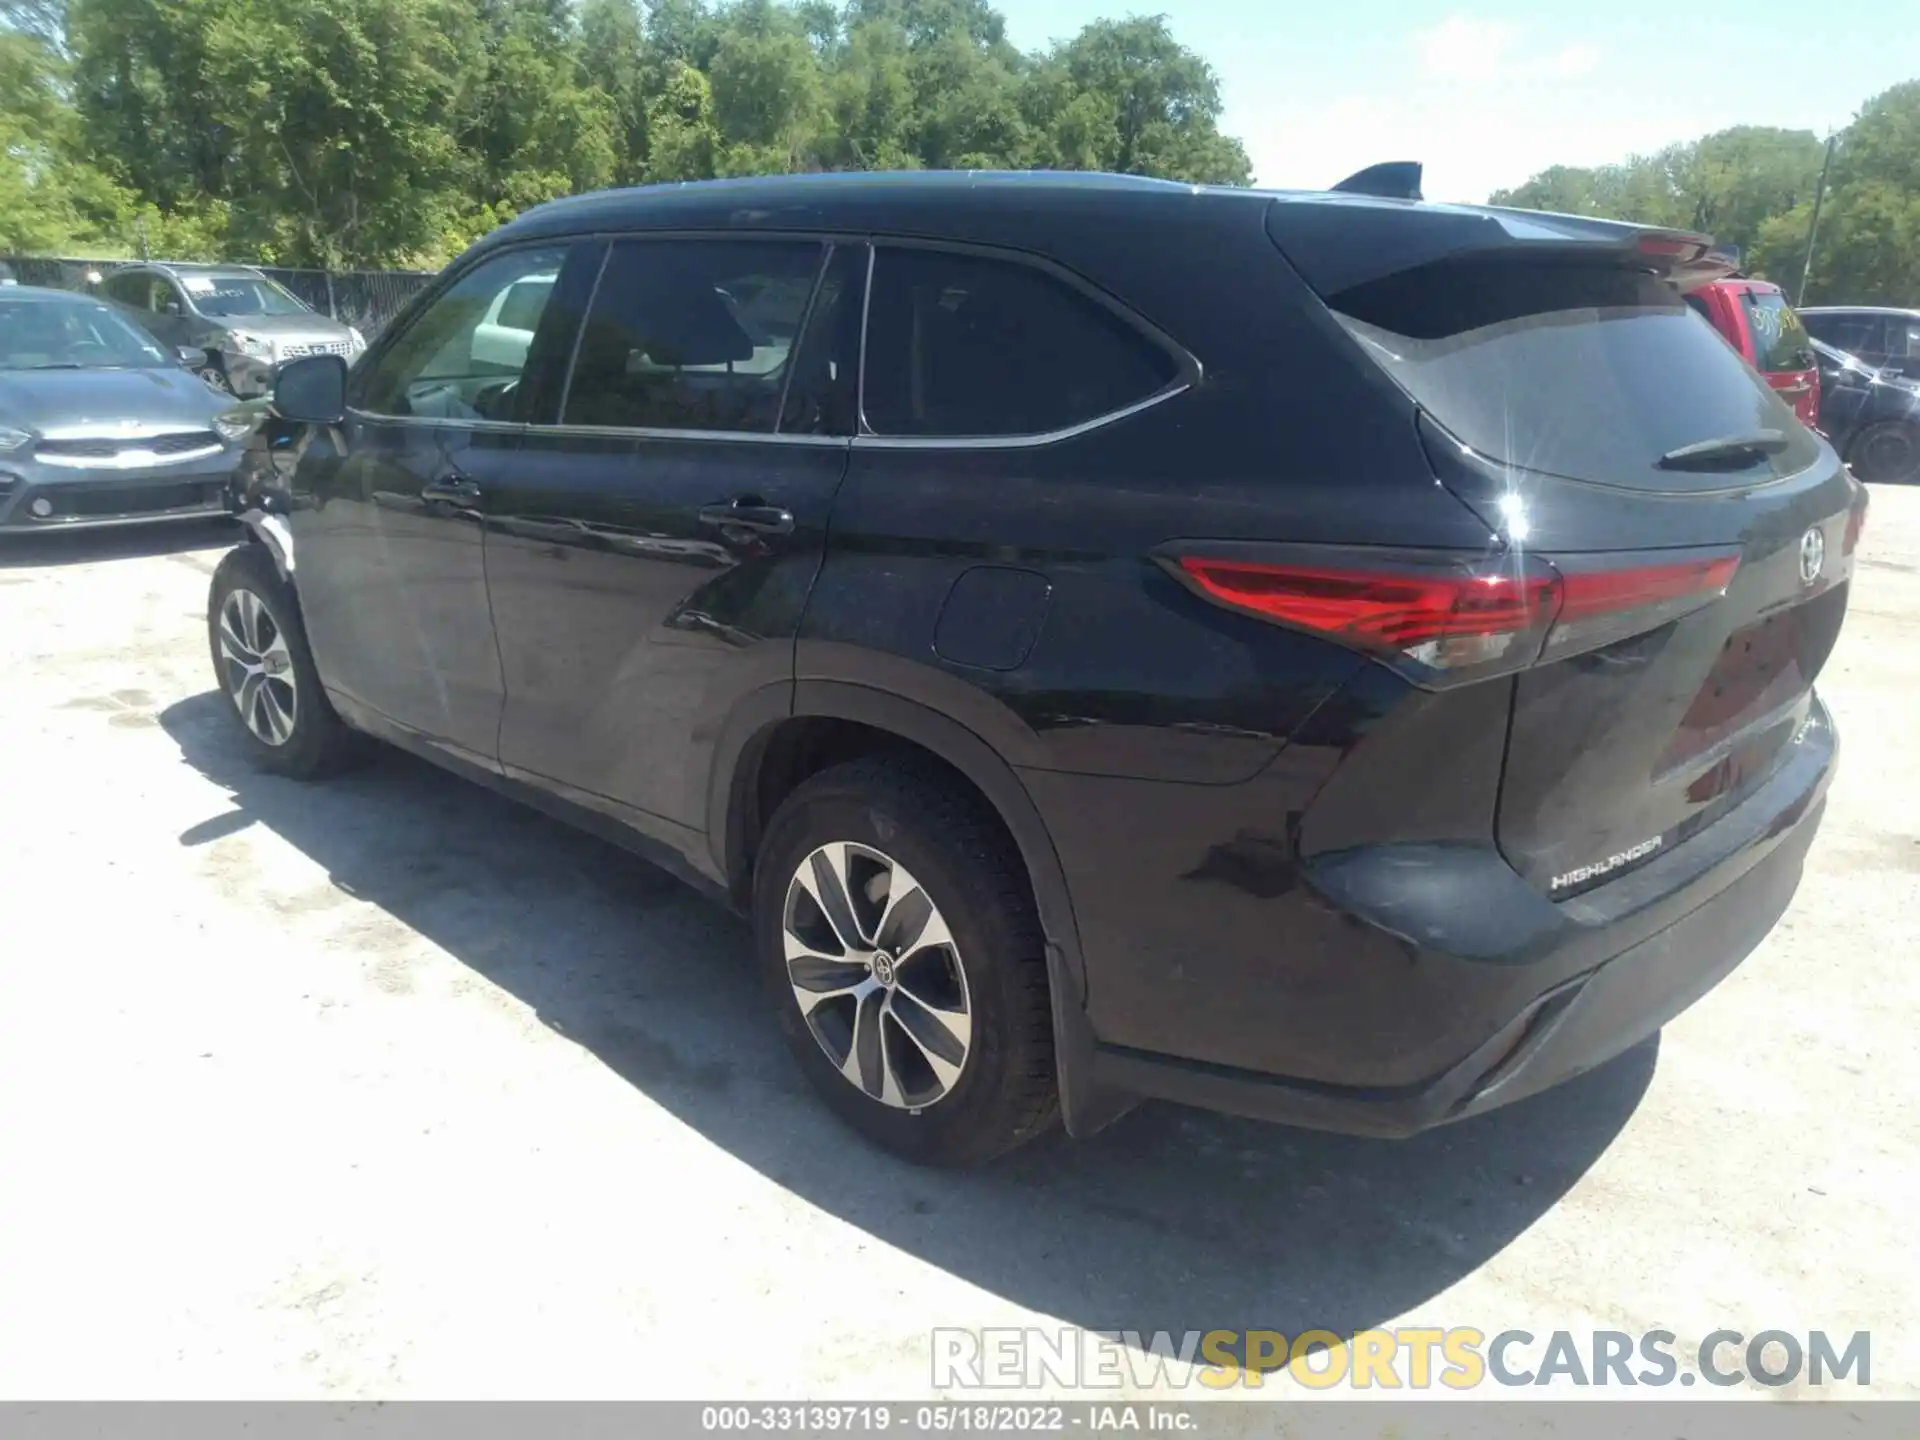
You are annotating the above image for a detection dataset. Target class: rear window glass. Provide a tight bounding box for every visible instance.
[862,248,1179,439]
[1741,291,1814,373]
[1330,260,1820,489]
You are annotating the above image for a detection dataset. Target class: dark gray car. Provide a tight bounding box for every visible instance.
[99,262,365,397]
[0,286,250,531]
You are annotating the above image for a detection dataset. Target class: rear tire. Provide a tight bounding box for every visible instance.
[207,544,356,779]
[753,757,1058,1167]
[1848,420,1920,485]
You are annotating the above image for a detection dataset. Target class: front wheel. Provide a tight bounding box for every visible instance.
[207,544,356,778]
[753,758,1059,1167]
[1848,420,1920,485]
[197,361,233,395]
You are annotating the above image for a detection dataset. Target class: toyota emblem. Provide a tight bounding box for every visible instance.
[1798,526,1826,586]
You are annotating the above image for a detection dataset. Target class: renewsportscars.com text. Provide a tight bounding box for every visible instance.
[931,1326,1871,1391]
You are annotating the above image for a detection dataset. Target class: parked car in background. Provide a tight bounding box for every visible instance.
[1811,338,1920,484]
[99,263,365,397]
[1799,306,1920,383]
[210,170,1859,1166]
[0,286,250,531]
[1685,277,1821,427]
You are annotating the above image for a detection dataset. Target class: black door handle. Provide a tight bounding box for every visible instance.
[421,476,483,508]
[698,498,794,535]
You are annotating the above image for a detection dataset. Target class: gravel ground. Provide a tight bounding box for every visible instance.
[1,490,1915,1405]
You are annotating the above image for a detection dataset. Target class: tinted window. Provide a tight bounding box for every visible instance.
[1802,312,1881,355]
[862,248,1178,438]
[779,243,864,436]
[1740,290,1814,373]
[1901,322,1920,360]
[563,239,823,433]
[358,245,569,421]
[496,277,553,333]
[103,273,149,309]
[1333,260,1820,490]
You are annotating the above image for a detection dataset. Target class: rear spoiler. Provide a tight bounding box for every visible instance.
[1268,187,1739,298]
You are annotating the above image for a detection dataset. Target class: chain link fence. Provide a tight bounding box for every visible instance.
[0,255,434,337]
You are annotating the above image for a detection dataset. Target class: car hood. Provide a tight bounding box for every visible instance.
[0,366,226,437]
[203,313,355,342]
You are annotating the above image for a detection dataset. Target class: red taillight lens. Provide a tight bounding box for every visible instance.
[1175,556,1556,653]
[1843,493,1867,555]
[1557,554,1741,623]
[1165,544,1744,687]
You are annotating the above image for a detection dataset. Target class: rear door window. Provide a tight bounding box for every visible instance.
[1740,290,1815,373]
[1329,260,1821,491]
[861,247,1180,439]
[561,238,824,434]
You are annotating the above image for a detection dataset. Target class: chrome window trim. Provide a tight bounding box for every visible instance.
[847,381,1191,451]
[345,410,527,434]
[854,236,1201,449]
[528,422,850,448]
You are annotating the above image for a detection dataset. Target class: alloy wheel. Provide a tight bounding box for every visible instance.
[217,587,297,746]
[783,842,973,1110]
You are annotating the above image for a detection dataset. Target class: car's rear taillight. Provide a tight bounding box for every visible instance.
[1160,543,1742,687]
[1844,491,1868,555]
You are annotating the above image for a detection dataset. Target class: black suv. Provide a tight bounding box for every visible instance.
[211,170,1862,1166]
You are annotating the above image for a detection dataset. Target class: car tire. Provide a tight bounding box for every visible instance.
[753,756,1059,1167]
[1847,420,1920,485]
[197,361,233,395]
[207,543,357,779]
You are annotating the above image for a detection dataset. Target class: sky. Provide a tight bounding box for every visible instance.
[996,0,1920,203]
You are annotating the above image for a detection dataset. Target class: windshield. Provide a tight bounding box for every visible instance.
[182,275,310,318]
[0,297,173,370]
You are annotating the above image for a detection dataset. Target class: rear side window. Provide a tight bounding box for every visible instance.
[563,238,823,433]
[1330,260,1820,490]
[1803,312,1882,356]
[1740,290,1814,373]
[862,247,1179,439]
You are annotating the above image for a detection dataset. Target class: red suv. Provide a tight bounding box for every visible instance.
[1687,277,1821,428]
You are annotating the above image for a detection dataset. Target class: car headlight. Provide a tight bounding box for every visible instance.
[0,425,32,451]
[211,412,257,442]
[347,326,366,354]
[229,331,274,360]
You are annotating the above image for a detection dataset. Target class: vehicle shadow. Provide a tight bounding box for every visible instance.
[0,517,237,569]
[159,688,1654,1348]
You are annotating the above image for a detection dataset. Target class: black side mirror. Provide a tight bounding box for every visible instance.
[273,354,348,425]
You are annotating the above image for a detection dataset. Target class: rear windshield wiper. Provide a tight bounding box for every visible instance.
[1656,431,1791,470]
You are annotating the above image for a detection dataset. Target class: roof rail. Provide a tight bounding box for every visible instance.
[1330,161,1423,202]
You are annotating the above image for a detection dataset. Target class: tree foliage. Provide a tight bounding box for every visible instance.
[1491,85,1920,305]
[0,0,1249,266]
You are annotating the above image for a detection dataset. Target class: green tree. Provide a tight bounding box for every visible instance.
[1021,16,1249,184]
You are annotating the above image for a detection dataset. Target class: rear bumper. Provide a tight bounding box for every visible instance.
[0,459,238,530]
[1066,695,1836,1138]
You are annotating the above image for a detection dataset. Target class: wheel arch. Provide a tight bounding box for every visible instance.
[707,680,1131,1139]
